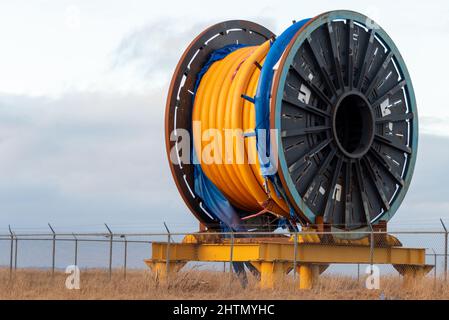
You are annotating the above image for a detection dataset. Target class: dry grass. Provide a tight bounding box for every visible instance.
[0,268,448,300]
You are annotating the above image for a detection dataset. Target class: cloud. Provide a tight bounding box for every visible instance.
[109,15,279,87]
[0,90,197,232]
[420,116,449,137]
[110,18,210,84]
[390,134,449,230]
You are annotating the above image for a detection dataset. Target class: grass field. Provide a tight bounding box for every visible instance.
[1,268,448,300]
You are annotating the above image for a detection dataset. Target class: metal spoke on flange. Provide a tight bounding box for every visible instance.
[356,30,376,90]
[368,149,405,186]
[376,112,413,124]
[355,160,372,225]
[316,148,337,177]
[281,125,330,138]
[364,51,394,97]
[374,134,412,154]
[305,37,338,96]
[282,86,331,117]
[303,148,337,202]
[323,157,344,223]
[371,79,407,107]
[344,160,353,228]
[291,63,333,106]
[288,138,332,173]
[347,19,355,89]
[327,22,345,91]
[362,157,391,211]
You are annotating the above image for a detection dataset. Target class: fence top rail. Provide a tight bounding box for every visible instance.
[0,230,446,238]
[0,237,153,243]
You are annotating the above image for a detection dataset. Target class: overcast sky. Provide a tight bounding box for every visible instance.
[0,0,448,233]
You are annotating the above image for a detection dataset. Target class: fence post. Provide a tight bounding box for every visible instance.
[48,223,56,276]
[105,223,113,280]
[163,222,171,284]
[293,231,298,282]
[8,225,14,279]
[14,233,18,270]
[369,228,374,275]
[229,231,234,287]
[440,219,448,281]
[122,235,128,279]
[357,264,360,282]
[72,233,78,266]
[431,249,437,288]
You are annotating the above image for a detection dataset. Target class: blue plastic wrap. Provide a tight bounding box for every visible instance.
[255,19,310,176]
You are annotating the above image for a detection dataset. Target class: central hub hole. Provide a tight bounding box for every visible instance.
[334,93,374,158]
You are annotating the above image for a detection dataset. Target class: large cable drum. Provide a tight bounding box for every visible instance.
[165,10,417,233]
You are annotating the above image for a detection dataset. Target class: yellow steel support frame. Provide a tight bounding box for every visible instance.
[146,261,186,284]
[298,264,320,290]
[144,241,430,289]
[249,261,291,289]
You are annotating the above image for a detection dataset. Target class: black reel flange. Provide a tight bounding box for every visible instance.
[272,11,417,232]
[165,21,274,230]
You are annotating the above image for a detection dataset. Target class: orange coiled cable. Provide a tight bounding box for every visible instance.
[192,41,289,218]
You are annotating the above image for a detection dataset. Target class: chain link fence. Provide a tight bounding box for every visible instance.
[0,224,448,284]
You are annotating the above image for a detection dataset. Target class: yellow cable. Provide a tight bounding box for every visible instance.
[193,42,289,218]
